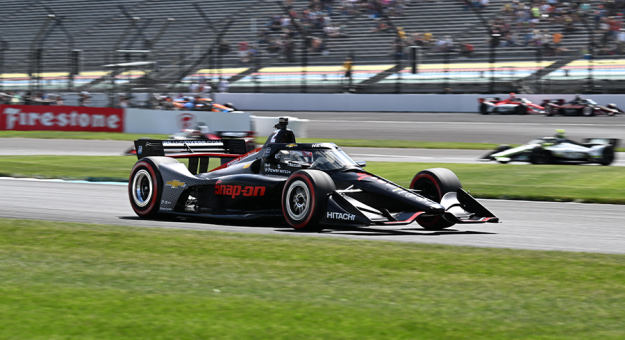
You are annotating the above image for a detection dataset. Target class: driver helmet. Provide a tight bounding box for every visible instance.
[555,129,566,139]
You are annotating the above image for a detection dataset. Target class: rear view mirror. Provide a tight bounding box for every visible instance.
[356,161,367,168]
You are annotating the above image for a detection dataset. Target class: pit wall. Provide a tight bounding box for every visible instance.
[214,93,625,112]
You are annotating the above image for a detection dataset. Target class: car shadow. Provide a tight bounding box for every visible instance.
[119,216,496,236]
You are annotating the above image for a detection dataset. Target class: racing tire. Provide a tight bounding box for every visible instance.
[529,146,552,165]
[582,106,594,116]
[128,157,179,218]
[282,170,336,232]
[544,105,554,116]
[410,168,462,230]
[516,104,528,115]
[479,103,489,115]
[599,145,615,166]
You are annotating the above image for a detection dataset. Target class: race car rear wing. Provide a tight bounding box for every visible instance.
[583,138,620,148]
[134,139,248,160]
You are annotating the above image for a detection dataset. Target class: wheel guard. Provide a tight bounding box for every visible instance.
[321,188,499,227]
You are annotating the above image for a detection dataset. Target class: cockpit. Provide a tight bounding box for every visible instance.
[275,146,359,171]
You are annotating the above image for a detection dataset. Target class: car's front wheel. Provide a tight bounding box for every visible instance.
[282,170,336,232]
[582,106,594,116]
[410,168,462,230]
[545,105,554,116]
[529,146,552,164]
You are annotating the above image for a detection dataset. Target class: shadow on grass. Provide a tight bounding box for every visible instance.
[119,216,496,237]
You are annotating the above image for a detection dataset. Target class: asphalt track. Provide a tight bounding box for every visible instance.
[1,111,623,254]
[1,138,624,166]
[2,177,624,254]
[255,111,625,144]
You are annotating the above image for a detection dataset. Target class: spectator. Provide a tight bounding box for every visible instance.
[218,77,229,93]
[78,92,90,107]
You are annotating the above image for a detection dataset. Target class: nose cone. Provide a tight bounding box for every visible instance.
[428,204,445,214]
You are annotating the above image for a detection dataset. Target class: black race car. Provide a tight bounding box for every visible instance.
[129,118,499,231]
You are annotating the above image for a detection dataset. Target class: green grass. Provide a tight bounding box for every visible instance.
[1,156,624,204]
[1,219,624,339]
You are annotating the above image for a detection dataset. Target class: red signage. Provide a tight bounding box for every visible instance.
[0,105,124,132]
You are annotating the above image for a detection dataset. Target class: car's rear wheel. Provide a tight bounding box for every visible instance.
[282,170,335,232]
[544,105,554,116]
[529,146,552,164]
[128,157,179,218]
[599,146,615,166]
[516,104,528,115]
[410,168,461,230]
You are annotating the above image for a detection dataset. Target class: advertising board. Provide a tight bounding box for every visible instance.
[0,105,124,132]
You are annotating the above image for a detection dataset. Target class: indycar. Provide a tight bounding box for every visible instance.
[542,97,623,116]
[479,132,619,165]
[478,94,544,115]
[155,94,236,112]
[128,117,499,232]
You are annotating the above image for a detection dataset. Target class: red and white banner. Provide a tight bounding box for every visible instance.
[0,105,124,132]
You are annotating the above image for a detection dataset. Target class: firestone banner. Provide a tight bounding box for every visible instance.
[0,105,124,132]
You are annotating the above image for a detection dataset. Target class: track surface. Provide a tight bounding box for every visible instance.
[2,177,624,254]
[256,111,625,144]
[1,111,623,254]
[2,138,623,166]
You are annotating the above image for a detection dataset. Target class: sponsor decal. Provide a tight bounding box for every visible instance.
[327,212,356,221]
[243,163,251,169]
[312,143,324,148]
[162,140,223,147]
[0,105,123,132]
[265,167,291,175]
[161,199,172,205]
[288,162,302,168]
[265,147,272,157]
[215,183,266,198]
[166,180,186,189]
[138,146,143,155]
[226,149,259,167]
[176,113,196,130]
[285,143,297,148]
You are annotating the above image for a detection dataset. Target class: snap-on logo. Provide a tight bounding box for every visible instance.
[176,113,196,130]
[215,183,266,198]
[327,212,356,221]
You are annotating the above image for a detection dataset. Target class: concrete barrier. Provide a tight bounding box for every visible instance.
[124,109,253,134]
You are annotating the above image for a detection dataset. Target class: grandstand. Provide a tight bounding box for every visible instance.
[0,0,622,94]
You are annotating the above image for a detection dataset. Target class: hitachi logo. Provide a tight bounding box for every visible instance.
[327,212,356,221]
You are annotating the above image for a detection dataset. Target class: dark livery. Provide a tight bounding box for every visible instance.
[129,118,499,231]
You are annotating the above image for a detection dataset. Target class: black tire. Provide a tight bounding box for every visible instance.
[516,104,528,115]
[479,103,489,115]
[582,106,593,116]
[529,146,552,164]
[544,105,554,116]
[409,168,462,230]
[128,157,179,218]
[599,146,615,166]
[282,170,336,232]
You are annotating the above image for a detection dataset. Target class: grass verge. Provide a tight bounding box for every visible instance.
[1,219,624,339]
[1,156,624,204]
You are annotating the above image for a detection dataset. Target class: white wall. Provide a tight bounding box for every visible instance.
[125,109,252,134]
[214,93,625,113]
